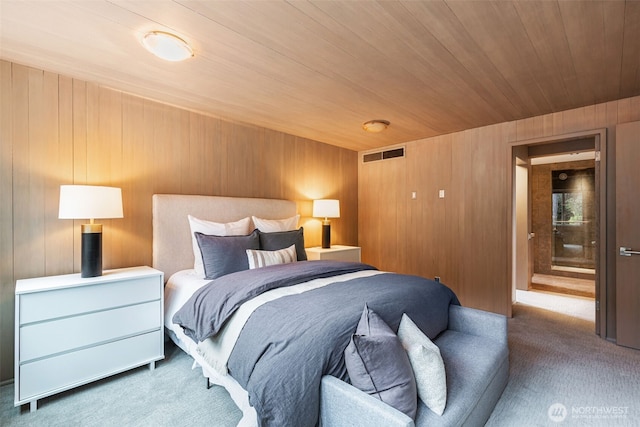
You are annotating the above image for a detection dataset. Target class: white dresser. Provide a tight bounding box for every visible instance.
[306,245,361,262]
[14,266,164,412]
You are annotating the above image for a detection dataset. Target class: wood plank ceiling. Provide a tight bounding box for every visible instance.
[1,0,639,151]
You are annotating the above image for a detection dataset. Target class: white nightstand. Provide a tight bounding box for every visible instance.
[14,266,164,412]
[306,245,361,262]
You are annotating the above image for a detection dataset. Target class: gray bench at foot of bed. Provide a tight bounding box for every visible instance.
[320,305,509,427]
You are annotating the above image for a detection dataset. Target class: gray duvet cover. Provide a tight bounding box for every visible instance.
[174,261,459,427]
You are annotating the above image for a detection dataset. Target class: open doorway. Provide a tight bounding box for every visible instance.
[510,130,607,336]
[530,154,596,298]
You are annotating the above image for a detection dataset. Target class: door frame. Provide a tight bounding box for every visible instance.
[507,128,607,336]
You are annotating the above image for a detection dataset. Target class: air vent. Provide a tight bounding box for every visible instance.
[363,147,405,163]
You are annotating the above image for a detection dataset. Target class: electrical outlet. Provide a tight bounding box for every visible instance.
[411,191,417,199]
[439,189,445,198]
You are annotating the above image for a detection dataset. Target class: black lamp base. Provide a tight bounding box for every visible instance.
[322,222,331,249]
[81,226,102,278]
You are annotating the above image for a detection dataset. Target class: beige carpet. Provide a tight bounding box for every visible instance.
[0,341,242,426]
[487,297,640,426]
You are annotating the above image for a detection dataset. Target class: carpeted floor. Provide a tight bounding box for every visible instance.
[0,341,242,426]
[2,298,639,426]
[487,301,640,426]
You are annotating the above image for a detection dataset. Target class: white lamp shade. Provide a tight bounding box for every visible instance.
[58,185,123,220]
[313,199,340,218]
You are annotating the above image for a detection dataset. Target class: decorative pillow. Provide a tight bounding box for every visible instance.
[397,313,447,416]
[194,230,259,280]
[188,215,251,277]
[251,214,300,233]
[246,244,297,269]
[344,304,417,420]
[258,228,307,261]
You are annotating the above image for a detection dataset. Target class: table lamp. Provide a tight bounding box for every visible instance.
[59,185,123,277]
[313,199,340,249]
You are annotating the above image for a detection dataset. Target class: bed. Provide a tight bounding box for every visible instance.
[153,194,462,427]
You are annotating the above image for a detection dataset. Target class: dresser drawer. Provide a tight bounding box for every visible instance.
[19,330,163,400]
[20,301,161,362]
[19,276,161,324]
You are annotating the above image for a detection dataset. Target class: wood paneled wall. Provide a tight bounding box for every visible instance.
[359,96,640,318]
[0,60,358,382]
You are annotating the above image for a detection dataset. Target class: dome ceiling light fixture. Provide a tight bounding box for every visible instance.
[141,31,194,62]
[362,119,390,133]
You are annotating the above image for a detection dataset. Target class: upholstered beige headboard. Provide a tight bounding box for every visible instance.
[152,194,297,281]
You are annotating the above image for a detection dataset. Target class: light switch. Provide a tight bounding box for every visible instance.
[411,191,417,200]
[439,189,445,198]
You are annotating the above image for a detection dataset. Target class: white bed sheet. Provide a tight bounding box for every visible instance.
[164,270,209,354]
[165,270,258,427]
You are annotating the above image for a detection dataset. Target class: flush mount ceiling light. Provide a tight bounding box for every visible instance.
[362,120,390,133]
[141,31,194,62]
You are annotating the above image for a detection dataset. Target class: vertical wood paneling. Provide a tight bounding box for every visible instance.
[263,129,286,198]
[406,135,452,282]
[453,123,513,313]
[358,154,407,273]
[0,60,359,381]
[217,120,233,196]
[12,64,31,281]
[448,131,468,294]
[27,67,47,276]
[55,75,75,275]
[515,113,554,141]
[86,83,102,183]
[202,115,221,196]
[358,157,380,267]
[341,148,359,246]
[97,87,122,270]
[121,93,146,268]
[152,103,173,194]
[617,96,640,123]
[70,81,85,271]
[382,157,406,273]
[186,113,207,194]
[139,99,157,256]
[42,71,65,276]
[0,60,15,388]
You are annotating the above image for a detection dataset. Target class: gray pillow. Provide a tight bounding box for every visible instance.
[195,230,259,279]
[258,227,307,261]
[344,304,417,419]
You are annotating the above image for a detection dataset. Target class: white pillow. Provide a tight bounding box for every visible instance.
[251,214,300,232]
[188,215,251,277]
[397,314,447,416]
[246,244,297,269]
